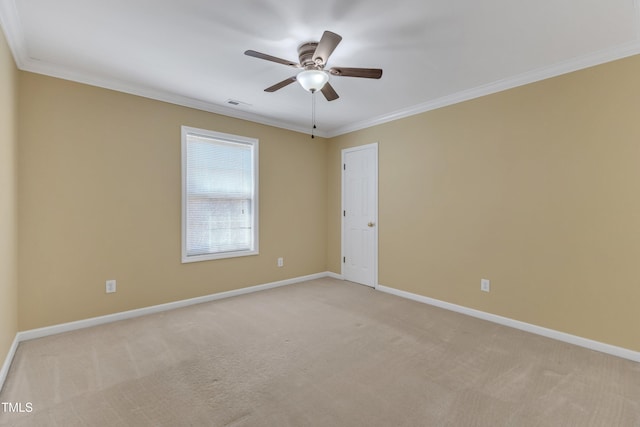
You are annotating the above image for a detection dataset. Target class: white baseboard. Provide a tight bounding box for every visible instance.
[6,273,633,394]
[326,271,343,280]
[376,284,640,363]
[0,272,334,392]
[0,335,19,393]
[18,272,333,342]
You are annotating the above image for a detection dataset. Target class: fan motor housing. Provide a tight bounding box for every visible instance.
[298,42,321,69]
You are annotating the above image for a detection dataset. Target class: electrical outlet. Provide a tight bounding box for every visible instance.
[481,279,490,292]
[277,257,284,267]
[106,279,116,294]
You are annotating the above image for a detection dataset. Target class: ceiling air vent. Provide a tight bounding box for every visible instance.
[226,99,252,107]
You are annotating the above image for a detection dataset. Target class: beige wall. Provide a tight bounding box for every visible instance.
[18,73,327,330]
[0,30,18,364]
[11,49,640,353]
[329,55,640,352]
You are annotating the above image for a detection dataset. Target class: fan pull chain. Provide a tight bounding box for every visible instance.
[311,90,317,139]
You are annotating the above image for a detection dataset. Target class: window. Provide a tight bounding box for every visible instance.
[181,126,258,263]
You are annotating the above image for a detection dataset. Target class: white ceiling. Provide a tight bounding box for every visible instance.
[1,0,640,137]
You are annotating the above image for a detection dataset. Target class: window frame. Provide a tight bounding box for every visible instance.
[181,126,259,263]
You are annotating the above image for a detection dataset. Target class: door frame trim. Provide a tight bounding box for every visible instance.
[341,142,379,287]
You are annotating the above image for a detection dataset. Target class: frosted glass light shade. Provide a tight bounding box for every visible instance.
[297,70,329,92]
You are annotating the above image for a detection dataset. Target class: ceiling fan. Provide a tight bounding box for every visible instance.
[244,31,383,101]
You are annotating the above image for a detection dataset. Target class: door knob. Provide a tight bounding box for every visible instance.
[368,222,375,227]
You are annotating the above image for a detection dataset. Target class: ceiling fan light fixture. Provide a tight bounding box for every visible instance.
[297,69,329,92]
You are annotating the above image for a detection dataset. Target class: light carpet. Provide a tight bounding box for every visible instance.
[1,278,639,426]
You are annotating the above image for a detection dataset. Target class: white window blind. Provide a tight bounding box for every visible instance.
[182,126,258,262]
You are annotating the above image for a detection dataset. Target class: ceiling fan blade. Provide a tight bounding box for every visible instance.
[264,76,297,92]
[313,31,342,64]
[329,67,383,79]
[320,82,339,101]
[244,50,300,68]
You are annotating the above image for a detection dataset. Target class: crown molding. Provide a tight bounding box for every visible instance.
[327,40,640,137]
[23,38,639,141]
[19,57,329,138]
[0,0,27,68]
[0,0,327,138]
[2,0,640,139]
[328,0,640,137]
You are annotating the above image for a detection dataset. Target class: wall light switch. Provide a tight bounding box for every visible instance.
[481,279,490,292]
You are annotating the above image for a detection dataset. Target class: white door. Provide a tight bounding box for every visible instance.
[342,143,378,287]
